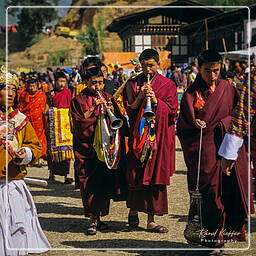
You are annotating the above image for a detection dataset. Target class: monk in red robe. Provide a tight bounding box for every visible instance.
[70,67,128,235]
[44,72,74,184]
[18,78,47,158]
[123,49,178,233]
[177,50,252,254]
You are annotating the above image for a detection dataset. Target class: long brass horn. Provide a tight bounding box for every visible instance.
[142,74,156,121]
[96,90,123,130]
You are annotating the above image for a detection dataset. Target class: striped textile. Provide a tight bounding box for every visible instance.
[48,107,74,162]
[228,73,256,138]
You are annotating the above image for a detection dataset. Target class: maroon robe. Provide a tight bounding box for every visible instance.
[123,72,178,215]
[46,88,72,176]
[177,75,251,247]
[70,88,128,217]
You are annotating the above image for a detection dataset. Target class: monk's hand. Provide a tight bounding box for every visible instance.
[221,158,235,176]
[106,99,114,112]
[15,148,26,159]
[138,83,150,100]
[95,98,106,106]
[13,148,26,164]
[145,88,157,104]
[194,119,206,129]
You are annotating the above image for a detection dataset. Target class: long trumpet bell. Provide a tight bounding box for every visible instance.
[143,74,156,121]
[143,97,156,121]
[107,108,123,130]
[96,90,123,130]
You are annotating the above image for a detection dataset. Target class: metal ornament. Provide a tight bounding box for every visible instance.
[184,126,205,245]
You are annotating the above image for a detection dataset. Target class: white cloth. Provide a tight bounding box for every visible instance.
[218,133,244,160]
[0,180,50,256]
[14,147,33,166]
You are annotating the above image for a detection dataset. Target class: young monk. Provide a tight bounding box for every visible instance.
[123,49,178,233]
[0,66,50,255]
[19,78,47,161]
[177,50,251,255]
[70,67,128,235]
[44,72,74,184]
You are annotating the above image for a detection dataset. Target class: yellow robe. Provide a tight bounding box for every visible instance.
[72,83,86,98]
[0,109,41,180]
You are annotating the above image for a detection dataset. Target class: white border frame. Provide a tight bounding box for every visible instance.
[5,4,251,252]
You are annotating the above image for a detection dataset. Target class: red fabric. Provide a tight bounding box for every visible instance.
[52,88,71,108]
[70,88,128,215]
[124,72,178,188]
[177,76,253,247]
[132,103,149,159]
[18,90,47,156]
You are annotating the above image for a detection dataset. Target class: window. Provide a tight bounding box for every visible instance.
[135,35,143,45]
[172,46,179,55]
[144,35,151,45]
[135,46,143,52]
[132,35,152,52]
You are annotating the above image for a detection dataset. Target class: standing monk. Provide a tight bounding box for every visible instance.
[19,78,47,161]
[70,67,128,235]
[44,72,74,184]
[123,49,178,233]
[177,50,252,254]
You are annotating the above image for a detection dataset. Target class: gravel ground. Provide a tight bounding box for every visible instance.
[26,138,256,256]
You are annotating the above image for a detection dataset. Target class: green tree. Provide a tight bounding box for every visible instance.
[76,25,99,56]
[47,49,70,66]
[96,15,105,52]
[6,0,58,43]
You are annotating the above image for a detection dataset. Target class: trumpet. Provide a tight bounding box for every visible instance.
[96,90,123,130]
[142,74,156,121]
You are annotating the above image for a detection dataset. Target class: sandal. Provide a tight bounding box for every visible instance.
[128,214,139,227]
[97,221,108,231]
[147,225,169,233]
[87,224,97,235]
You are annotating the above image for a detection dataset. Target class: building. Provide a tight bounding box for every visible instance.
[106,0,255,64]
[106,0,222,64]
[180,4,256,61]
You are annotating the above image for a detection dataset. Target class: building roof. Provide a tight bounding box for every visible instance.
[180,4,256,35]
[107,0,223,32]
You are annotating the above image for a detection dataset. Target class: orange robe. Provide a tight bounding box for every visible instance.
[18,90,47,156]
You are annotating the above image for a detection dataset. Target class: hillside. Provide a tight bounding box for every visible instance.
[58,0,172,51]
[9,35,83,69]
[8,0,172,68]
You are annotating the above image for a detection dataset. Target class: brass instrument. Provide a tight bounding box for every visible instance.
[142,74,156,121]
[96,90,123,130]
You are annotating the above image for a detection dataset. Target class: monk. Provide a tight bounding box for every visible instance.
[218,69,256,230]
[44,71,74,184]
[19,78,47,160]
[123,49,178,233]
[70,67,128,235]
[177,50,251,254]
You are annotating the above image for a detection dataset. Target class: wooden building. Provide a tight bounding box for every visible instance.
[106,0,222,64]
[180,5,256,61]
[107,0,255,64]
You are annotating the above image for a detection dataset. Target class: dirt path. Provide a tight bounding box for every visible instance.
[26,138,256,256]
